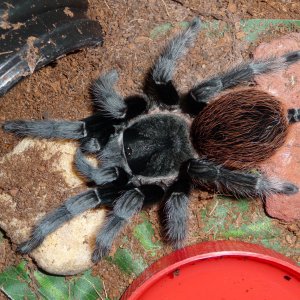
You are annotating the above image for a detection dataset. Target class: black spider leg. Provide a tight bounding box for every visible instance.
[82,70,149,152]
[92,69,150,120]
[187,159,298,198]
[75,148,129,186]
[3,70,149,153]
[2,119,87,139]
[189,51,300,112]
[92,184,164,262]
[2,106,114,154]
[18,187,120,254]
[163,176,191,249]
[146,17,202,107]
[2,70,126,140]
[288,108,300,123]
[91,69,127,119]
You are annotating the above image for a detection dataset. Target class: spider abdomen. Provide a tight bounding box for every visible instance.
[123,114,193,177]
[191,89,289,169]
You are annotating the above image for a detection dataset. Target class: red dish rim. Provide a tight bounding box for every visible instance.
[121,240,300,300]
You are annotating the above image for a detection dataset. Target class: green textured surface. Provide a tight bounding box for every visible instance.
[200,196,298,255]
[133,216,162,256]
[150,22,172,39]
[0,261,106,300]
[71,270,103,300]
[0,261,36,300]
[241,19,300,41]
[110,248,147,276]
[150,19,300,41]
[0,231,3,245]
[34,272,69,300]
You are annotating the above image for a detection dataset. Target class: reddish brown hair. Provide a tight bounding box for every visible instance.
[190,89,288,169]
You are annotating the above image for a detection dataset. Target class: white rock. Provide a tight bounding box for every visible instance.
[32,209,106,275]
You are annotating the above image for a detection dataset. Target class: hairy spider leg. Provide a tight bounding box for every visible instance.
[17,188,119,254]
[75,148,129,186]
[2,119,87,139]
[3,70,127,141]
[92,185,164,262]
[2,69,129,140]
[2,115,116,153]
[92,67,150,121]
[189,50,300,110]
[288,108,300,123]
[187,159,298,198]
[92,69,127,118]
[3,71,149,153]
[72,69,149,152]
[163,177,191,249]
[147,17,201,106]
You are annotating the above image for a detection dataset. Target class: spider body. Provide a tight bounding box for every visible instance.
[3,18,300,263]
[191,89,289,169]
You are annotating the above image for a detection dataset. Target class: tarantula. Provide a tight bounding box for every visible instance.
[3,18,300,263]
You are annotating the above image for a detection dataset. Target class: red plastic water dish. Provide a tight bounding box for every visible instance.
[121,241,300,300]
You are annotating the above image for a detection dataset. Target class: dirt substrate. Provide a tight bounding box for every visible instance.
[1,1,300,299]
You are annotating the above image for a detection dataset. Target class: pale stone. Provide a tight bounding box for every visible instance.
[32,209,106,275]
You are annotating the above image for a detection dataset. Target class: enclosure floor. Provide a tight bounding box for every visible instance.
[1,1,300,299]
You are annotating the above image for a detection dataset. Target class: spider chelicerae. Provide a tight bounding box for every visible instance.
[3,18,300,263]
